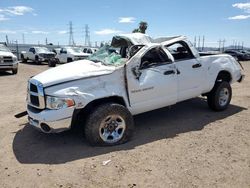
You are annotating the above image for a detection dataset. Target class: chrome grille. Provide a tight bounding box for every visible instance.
[27,80,45,109]
[3,56,12,63]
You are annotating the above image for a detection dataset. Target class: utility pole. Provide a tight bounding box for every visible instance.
[22,33,25,44]
[202,36,205,51]
[84,24,91,47]
[45,37,48,45]
[222,39,226,52]
[194,36,197,48]
[198,36,200,51]
[5,35,9,44]
[68,21,75,46]
[218,39,221,51]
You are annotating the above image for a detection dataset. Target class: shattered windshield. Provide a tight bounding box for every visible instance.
[87,45,127,66]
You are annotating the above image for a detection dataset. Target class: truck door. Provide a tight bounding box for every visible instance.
[126,46,178,114]
[166,42,204,101]
[28,48,35,60]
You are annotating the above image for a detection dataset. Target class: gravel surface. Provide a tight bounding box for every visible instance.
[0,61,249,188]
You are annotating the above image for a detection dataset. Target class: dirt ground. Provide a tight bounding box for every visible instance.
[0,61,249,188]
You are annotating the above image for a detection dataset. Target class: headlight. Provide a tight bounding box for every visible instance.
[13,57,17,62]
[46,96,75,110]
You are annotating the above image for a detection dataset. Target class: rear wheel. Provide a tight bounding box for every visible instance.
[207,81,232,111]
[84,103,134,146]
[67,58,73,63]
[21,54,26,63]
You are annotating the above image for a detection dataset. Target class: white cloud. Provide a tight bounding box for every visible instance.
[58,30,67,34]
[233,2,250,13]
[118,17,136,23]
[95,29,121,35]
[0,30,16,34]
[0,14,9,21]
[228,14,250,20]
[0,6,34,15]
[229,2,250,20]
[32,30,49,34]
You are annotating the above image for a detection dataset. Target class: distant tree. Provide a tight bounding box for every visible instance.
[132,21,148,34]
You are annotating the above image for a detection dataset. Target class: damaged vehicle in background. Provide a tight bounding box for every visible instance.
[21,47,57,67]
[0,44,18,75]
[25,33,244,146]
[224,49,250,61]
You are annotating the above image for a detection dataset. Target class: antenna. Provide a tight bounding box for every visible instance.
[84,24,91,46]
[69,21,75,46]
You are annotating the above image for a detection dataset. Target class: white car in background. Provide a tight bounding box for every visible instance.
[82,47,98,55]
[0,44,18,75]
[56,47,89,63]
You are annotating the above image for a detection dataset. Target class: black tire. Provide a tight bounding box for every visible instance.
[67,58,73,63]
[207,81,232,111]
[48,59,56,67]
[12,68,18,75]
[85,103,134,146]
[21,54,26,63]
[35,56,41,65]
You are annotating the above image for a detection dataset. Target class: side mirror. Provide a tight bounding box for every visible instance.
[140,61,151,69]
[33,51,35,54]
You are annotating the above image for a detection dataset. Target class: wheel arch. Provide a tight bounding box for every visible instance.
[71,96,127,130]
[216,70,232,83]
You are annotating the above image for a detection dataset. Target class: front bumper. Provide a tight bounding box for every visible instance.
[0,62,18,70]
[27,105,74,133]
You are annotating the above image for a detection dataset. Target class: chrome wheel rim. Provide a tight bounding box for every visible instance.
[219,88,230,106]
[99,115,126,143]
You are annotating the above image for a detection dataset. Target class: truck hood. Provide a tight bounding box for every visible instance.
[32,60,116,87]
[0,51,16,57]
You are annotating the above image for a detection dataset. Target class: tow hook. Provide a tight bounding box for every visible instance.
[14,111,28,118]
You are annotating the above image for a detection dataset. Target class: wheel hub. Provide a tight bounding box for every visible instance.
[99,115,126,144]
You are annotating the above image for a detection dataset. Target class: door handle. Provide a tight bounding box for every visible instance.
[192,63,202,68]
[164,70,175,75]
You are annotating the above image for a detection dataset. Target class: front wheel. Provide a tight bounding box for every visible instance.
[12,68,18,75]
[84,103,134,146]
[207,81,232,111]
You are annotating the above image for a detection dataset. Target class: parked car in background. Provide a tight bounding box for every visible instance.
[238,50,250,60]
[224,49,249,61]
[0,44,18,74]
[56,47,89,63]
[82,47,98,55]
[21,47,57,67]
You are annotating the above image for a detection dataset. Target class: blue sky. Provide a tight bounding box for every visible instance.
[0,0,250,47]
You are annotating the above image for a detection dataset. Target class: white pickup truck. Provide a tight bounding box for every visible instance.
[56,47,89,63]
[26,33,244,146]
[0,44,18,74]
[21,47,56,67]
